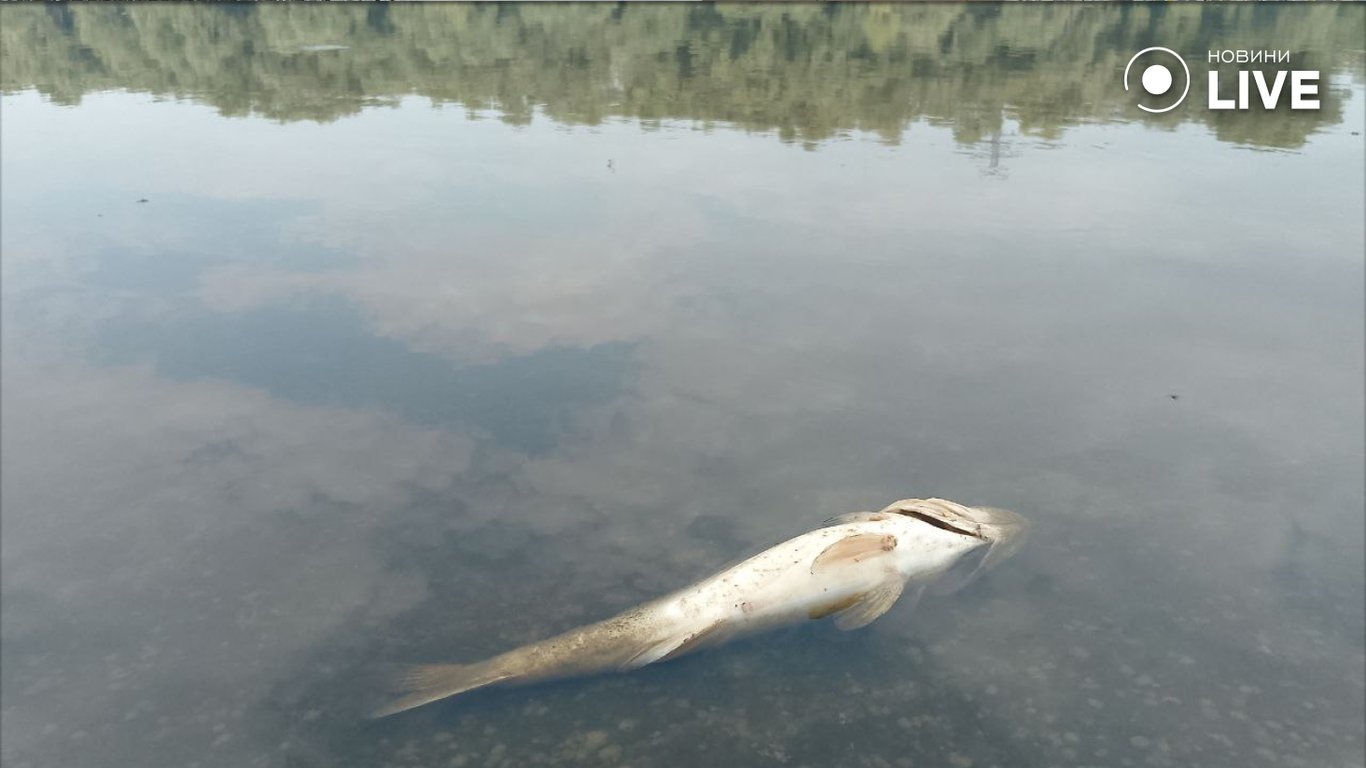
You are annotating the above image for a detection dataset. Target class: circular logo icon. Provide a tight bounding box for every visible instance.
[1123,47,1190,113]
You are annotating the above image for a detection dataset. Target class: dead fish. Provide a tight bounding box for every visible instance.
[371,497,1028,717]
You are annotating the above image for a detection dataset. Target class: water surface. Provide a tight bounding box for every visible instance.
[2,5,1363,768]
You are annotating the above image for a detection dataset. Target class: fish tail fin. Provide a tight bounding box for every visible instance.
[369,661,511,718]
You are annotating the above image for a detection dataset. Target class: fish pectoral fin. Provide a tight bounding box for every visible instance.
[807,592,866,620]
[820,511,889,527]
[810,533,898,575]
[622,619,727,670]
[831,579,912,631]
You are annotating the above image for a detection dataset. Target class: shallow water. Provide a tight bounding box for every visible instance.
[2,5,1363,768]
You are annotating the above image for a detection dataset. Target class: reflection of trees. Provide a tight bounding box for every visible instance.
[2,4,1361,148]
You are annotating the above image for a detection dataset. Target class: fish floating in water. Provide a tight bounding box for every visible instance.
[372,497,1028,717]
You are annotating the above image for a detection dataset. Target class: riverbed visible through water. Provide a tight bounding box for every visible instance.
[2,5,1363,767]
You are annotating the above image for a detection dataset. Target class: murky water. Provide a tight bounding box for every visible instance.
[3,5,1363,768]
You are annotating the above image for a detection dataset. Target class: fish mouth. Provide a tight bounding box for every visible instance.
[880,498,1031,592]
[879,498,984,537]
[962,505,1030,540]
[896,505,988,540]
[880,498,1030,556]
[960,505,1030,568]
[881,498,1027,537]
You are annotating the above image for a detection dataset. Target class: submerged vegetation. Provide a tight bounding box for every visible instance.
[2,4,1362,148]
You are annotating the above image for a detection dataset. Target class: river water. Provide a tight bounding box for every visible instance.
[2,5,1363,768]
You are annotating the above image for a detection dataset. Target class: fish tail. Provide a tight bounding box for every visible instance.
[369,661,511,718]
[369,608,673,717]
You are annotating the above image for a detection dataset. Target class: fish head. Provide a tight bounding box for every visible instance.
[878,498,1030,593]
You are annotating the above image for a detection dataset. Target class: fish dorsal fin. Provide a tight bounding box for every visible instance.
[821,511,889,527]
[811,533,898,575]
[621,619,726,670]
[832,578,908,631]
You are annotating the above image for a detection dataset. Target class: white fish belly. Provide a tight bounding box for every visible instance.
[660,525,914,634]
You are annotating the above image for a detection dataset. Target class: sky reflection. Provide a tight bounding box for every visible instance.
[2,7,1363,767]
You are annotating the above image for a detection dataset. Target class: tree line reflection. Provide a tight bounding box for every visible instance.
[2,3,1362,148]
